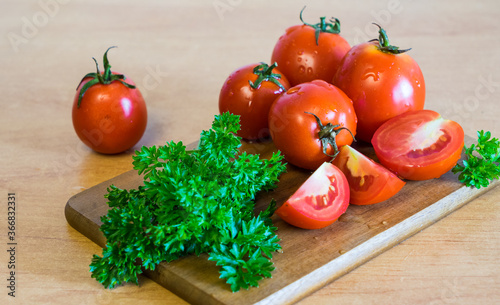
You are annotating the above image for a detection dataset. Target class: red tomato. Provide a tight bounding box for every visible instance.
[72,47,147,154]
[333,24,425,143]
[271,7,351,86]
[275,162,350,229]
[331,145,405,205]
[268,80,357,170]
[218,62,290,140]
[371,110,464,180]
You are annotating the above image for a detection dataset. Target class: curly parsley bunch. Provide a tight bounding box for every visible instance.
[90,112,286,292]
[453,130,500,188]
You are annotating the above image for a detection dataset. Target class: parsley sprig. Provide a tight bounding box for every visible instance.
[452,130,500,188]
[90,112,287,292]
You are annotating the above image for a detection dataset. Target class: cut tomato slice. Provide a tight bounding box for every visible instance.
[371,110,464,180]
[331,145,405,205]
[275,162,349,229]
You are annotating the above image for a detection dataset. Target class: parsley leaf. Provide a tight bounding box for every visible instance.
[90,112,287,292]
[452,130,500,188]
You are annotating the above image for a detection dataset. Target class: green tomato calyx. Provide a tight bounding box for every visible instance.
[249,62,286,91]
[371,23,411,54]
[299,6,341,46]
[76,46,135,108]
[306,112,356,159]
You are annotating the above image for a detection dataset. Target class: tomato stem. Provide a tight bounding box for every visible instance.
[305,112,355,159]
[370,23,411,54]
[248,62,286,91]
[299,6,341,46]
[76,46,136,108]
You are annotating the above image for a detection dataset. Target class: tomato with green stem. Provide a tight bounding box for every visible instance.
[331,145,405,205]
[72,46,147,154]
[333,24,425,143]
[372,110,464,180]
[275,162,350,229]
[268,80,357,170]
[271,7,351,86]
[218,62,290,140]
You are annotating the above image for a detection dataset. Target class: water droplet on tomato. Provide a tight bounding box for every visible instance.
[307,67,313,75]
[297,50,304,55]
[287,86,301,94]
[362,71,380,81]
[286,86,300,94]
[297,57,302,62]
[298,65,305,74]
[229,91,234,96]
[285,60,290,66]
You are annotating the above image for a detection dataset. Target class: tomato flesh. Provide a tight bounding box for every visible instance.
[275,162,349,229]
[371,110,464,180]
[331,145,405,205]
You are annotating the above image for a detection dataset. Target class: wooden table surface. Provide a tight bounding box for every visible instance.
[1,0,499,304]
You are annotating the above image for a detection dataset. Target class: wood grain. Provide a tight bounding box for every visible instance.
[65,136,499,305]
[2,1,500,304]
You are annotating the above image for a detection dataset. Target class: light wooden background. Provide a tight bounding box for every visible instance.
[1,0,499,304]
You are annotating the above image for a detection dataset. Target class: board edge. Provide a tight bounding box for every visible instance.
[255,181,500,305]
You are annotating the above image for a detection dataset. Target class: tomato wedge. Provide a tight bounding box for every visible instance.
[331,145,405,205]
[275,162,349,229]
[371,110,464,180]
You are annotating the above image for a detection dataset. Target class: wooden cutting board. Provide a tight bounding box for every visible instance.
[65,136,499,305]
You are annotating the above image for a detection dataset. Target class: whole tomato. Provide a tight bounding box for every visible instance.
[218,62,290,140]
[333,24,425,143]
[268,80,357,170]
[271,7,351,86]
[72,47,147,154]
